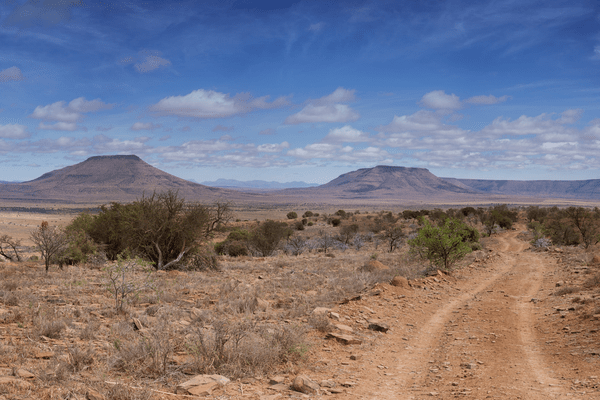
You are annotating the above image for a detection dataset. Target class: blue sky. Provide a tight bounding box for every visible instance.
[1,0,600,184]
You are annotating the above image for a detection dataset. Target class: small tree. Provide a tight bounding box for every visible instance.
[382,226,404,253]
[30,222,69,272]
[0,234,23,262]
[409,218,478,271]
[564,206,600,249]
[286,211,298,220]
[104,255,154,312]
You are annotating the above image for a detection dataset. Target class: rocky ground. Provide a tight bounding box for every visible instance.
[0,224,599,399]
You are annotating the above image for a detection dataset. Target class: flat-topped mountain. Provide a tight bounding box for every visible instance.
[281,165,476,201]
[0,155,261,203]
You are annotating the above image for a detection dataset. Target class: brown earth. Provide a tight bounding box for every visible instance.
[300,225,600,400]
[1,222,599,399]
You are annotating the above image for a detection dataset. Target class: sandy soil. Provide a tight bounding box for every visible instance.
[313,225,600,399]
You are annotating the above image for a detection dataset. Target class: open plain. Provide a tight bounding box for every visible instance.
[0,207,599,399]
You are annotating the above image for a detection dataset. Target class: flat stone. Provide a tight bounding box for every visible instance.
[269,376,286,385]
[292,375,319,394]
[15,368,34,379]
[269,383,290,391]
[368,319,390,333]
[326,333,362,345]
[334,323,353,333]
[177,374,230,395]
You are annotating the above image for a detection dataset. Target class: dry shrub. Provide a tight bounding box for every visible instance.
[552,286,579,296]
[32,309,67,339]
[106,384,154,400]
[58,345,95,374]
[80,321,100,340]
[186,318,308,378]
[308,312,332,332]
[2,280,18,291]
[109,320,174,377]
[584,273,600,288]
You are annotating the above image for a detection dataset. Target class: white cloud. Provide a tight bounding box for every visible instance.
[314,87,356,105]
[257,142,290,153]
[284,87,359,124]
[131,122,161,131]
[420,90,462,110]
[135,54,171,73]
[323,125,369,143]
[0,66,25,82]
[150,89,290,119]
[285,104,359,124]
[30,97,113,131]
[0,124,30,139]
[464,94,510,105]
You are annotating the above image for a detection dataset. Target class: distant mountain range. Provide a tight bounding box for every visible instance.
[0,155,598,204]
[200,178,318,190]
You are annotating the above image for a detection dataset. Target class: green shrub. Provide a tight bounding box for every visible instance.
[409,218,478,270]
[286,211,298,219]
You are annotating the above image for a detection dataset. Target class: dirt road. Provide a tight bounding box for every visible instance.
[344,225,598,399]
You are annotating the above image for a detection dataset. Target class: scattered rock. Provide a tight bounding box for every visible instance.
[591,255,600,264]
[329,312,340,320]
[350,354,361,360]
[312,307,330,315]
[268,383,290,391]
[176,374,230,396]
[15,368,34,379]
[132,318,143,331]
[269,376,286,385]
[460,362,477,370]
[0,376,32,390]
[326,332,362,345]
[34,351,54,359]
[320,379,336,388]
[292,375,320,394]
[556,281,565,287]
[368,319,390,333]
[334,323,353,333]
[391,275,410,289]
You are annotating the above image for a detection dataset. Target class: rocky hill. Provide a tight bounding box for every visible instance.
[0,155,263,203]
[280,165,476,202]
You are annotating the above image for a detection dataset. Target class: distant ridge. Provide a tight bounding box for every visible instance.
[443,178,600,200]
[201,178,318,190]
[0,155,263,203]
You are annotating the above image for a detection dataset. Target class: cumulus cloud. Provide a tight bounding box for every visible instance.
[285,104,359,124]
[464,94,510,105]
[420,90,462,110]
[284,87,359,124]
[0,124,30,139]
[131,122,161,131]
[30,97,113,131]
[150,89,290,119]
[323,125,369,143]
[0,67,25,82]
[257,142,290,153]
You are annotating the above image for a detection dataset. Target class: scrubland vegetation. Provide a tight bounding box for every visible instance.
[0,194,599,398]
